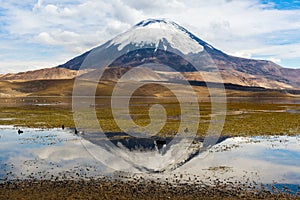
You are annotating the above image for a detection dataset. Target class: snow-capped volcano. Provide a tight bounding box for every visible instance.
[60,18,221,73]
[58,18,221,72]
[57,18,300,89]
[107,19,204,55]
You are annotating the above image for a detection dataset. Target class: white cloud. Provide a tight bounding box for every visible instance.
[231,51,253,59]
[36,31,80,45]
[44,4,59,15]
[267,57,281,63]
[36,32,57,45]
[0,0,300,72]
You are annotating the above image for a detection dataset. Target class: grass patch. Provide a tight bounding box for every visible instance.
[0,98,299,137]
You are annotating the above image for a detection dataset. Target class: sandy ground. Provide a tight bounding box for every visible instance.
[0,178,299,200]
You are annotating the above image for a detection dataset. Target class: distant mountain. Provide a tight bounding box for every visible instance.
[0,68,80,81]
[57,19,300,89]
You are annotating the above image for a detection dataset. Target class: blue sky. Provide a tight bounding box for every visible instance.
[0,0,300,73]
[261,0,300,9]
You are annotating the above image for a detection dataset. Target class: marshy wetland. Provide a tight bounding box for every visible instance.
[0,96,300,199]
[0,96,299,136]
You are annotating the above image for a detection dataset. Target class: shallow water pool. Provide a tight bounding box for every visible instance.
[0,126,299,194]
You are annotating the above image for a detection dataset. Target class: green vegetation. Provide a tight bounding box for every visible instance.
[0,105,74,128]
[222,102,300,136]
[0,97,299,137]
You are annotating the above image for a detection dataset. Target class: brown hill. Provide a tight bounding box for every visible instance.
[0,68,81,81]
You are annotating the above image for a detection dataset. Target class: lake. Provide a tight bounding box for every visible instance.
[0,126,299,195]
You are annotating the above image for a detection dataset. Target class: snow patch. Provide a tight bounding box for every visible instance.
[108,19,204,55]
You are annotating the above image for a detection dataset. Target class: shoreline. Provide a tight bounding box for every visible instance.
[1,178,299,200]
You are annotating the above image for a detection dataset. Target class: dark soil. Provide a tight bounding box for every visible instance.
[0,178,299,200]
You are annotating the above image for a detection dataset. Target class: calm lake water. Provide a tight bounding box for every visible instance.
[0,126,299,194]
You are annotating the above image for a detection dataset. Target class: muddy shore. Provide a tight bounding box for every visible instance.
[1,178,299,200]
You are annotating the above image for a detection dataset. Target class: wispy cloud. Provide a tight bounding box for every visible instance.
[0,0,300,73]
